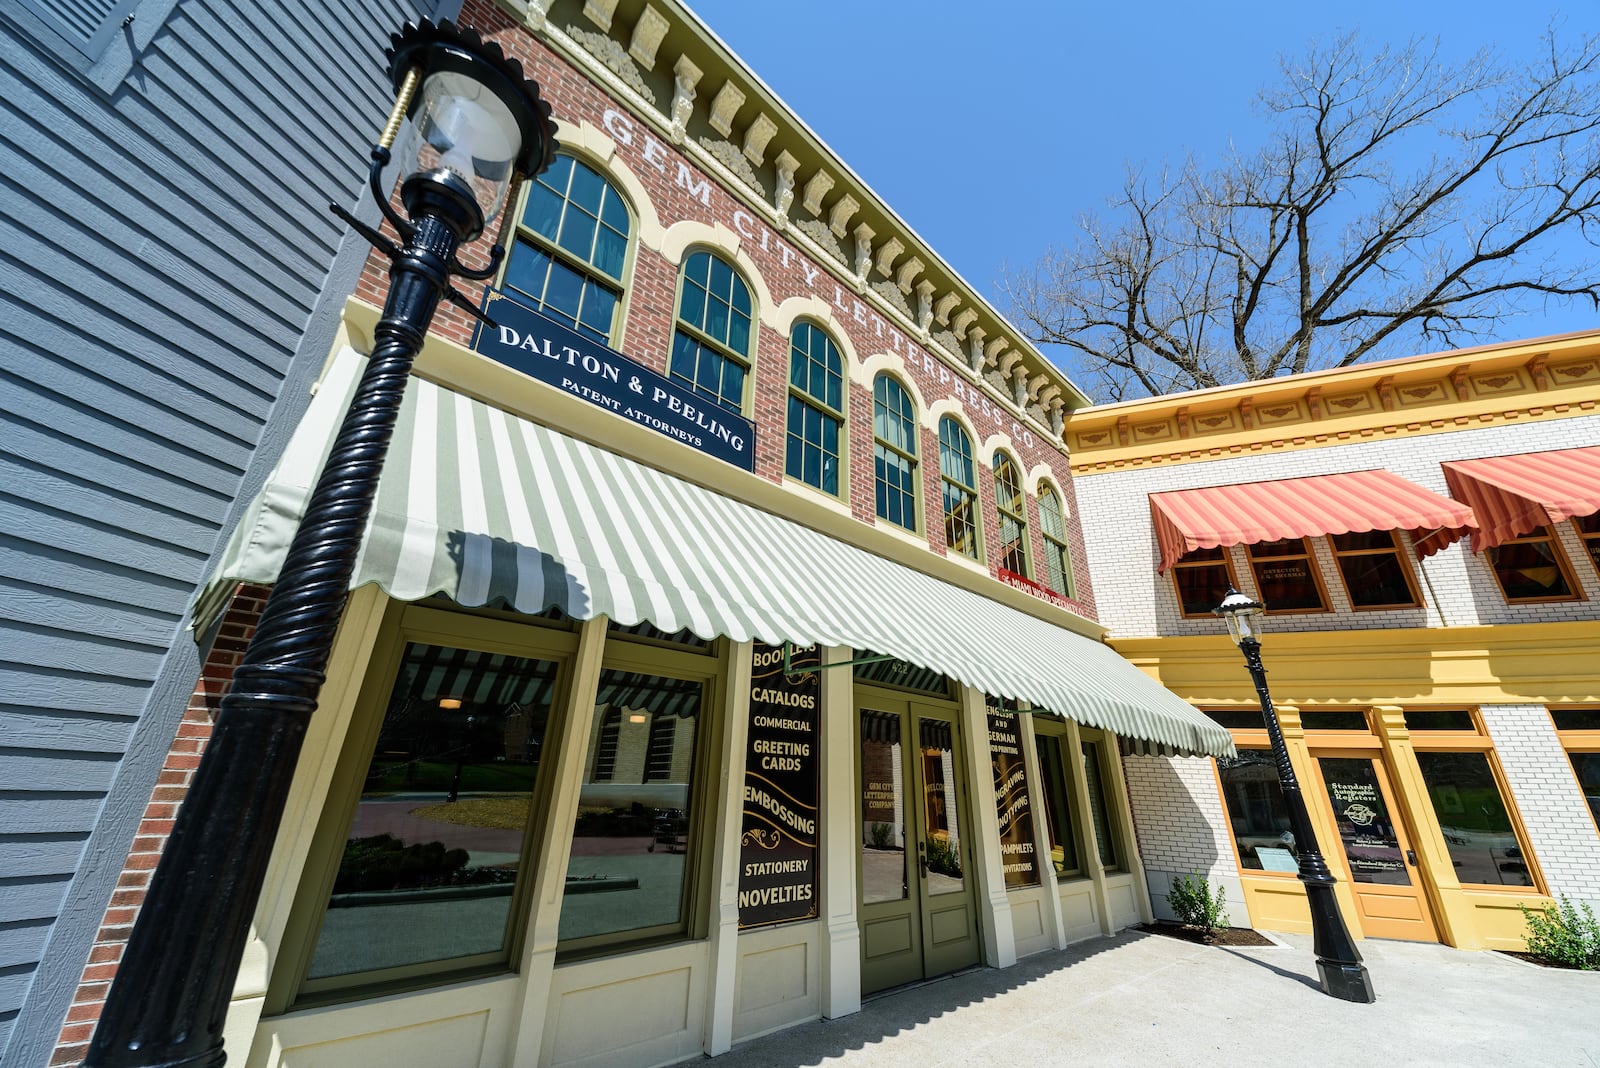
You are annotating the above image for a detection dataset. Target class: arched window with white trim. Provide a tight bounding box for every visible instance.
[873,374,919,531]
[938,416,980,560]
[994,453,1030,578]
[785,322,844,493]
[1039,484,1074,597]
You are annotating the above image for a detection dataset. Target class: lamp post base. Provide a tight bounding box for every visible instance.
[1316,959,1377,1003]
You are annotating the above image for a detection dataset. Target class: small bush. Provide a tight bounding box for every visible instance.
[869,822,893,849]
[1167,872,1230,932]
[1520,896,1600,970]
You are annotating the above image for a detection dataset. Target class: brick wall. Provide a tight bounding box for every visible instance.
[1479,704,1600,908]
[50,586,270,1066]
[1075,413,1600,638]
[1121,753,1242,920]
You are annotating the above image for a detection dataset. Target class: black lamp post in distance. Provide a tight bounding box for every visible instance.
[1213,587,1376,1004]
[85,21,556,1068]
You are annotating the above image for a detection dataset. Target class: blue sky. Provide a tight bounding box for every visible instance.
[686,1,1594,381]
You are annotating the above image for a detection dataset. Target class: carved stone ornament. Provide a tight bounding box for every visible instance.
[853,226,874,282]
[870,279,912,318]
[628,5,670,70]
[669,55,701,143]
[698,136,761,191]
[795,217,845,263]
[526,0,555,30]
[773,150,799,226]
[569,26,657,104]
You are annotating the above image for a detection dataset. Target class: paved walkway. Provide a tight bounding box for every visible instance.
[705,929,1600,1067]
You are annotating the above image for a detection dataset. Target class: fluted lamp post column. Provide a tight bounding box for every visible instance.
[86,21,557,1068]
[1214,588,1376,1004]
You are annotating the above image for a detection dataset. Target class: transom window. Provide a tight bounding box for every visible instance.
[503,154,630,345]
[1038,485,1074,597]
[1172,546,1235,617]
[670,250,754,413]
[938,417,980,560]
[873,374,919,531]
[1330,529,1421,609]
[1550,707,1600,833]
[1486,525,1579,603]
[1246,538,1327,612]
[785,322,844,494]
[994,454,1030,578]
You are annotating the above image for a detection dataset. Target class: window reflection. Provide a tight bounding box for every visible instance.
[306,643,557,983]
[1216,749,1296,871]
[1414,751,1534,887]
[558,668,706,944]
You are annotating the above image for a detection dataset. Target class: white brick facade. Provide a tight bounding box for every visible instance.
[1077,412,1600,638]
[1121,753,1243,921]
[1480,704,1600,909]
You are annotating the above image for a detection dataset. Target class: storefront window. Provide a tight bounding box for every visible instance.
[1487,525,1577,602]
[1330,529,1420,609]
[1172,545,1234,617]
[1216,749,1297,871]
[558,667,707,948]
[1551,708,1600,833]
[1081,741,1121,871]
[938,416,980,561]
[1246,538,1328,612]
[1033,730,1081,877]
[1413,751,1534,887]
[304,642,559,988]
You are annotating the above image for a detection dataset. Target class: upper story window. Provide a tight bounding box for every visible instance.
[785,322,844,494]
[1577,514,1600,575]
[1487,525,1579,603]
[872,374,919,531]
[994,454,1030,578]
[938,417,980,560]
[1038,485,1074,598]
[1247,538,1327,612]
[1329,530,1421,609]
[670,251,753,413]
[1172,545,1235,617]
[504,154,631,345]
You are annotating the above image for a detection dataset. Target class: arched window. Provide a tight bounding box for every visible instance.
[503,154,630,345]
[670,250,754,413]
[785,322,844,493]
[994,454,1030,577]
[1039,485,1074,597]
[873,374,919,531]
[938,416,980,560]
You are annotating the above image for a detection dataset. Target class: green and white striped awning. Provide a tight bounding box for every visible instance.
[198,348,1232,758]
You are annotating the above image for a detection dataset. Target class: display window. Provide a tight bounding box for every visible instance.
[1080,738,1123,871]
[1032,721,1083,878]
[1215,748,1298,873]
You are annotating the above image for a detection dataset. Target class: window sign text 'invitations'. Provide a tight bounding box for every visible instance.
[475,294,756,471]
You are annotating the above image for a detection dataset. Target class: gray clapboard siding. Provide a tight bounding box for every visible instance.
[1,0,446,1058]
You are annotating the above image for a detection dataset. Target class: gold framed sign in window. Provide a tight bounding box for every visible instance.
[1486,525,1581,603]
[1246,537,1329,612]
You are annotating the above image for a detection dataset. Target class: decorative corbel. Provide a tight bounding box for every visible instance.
[1376,376,1395,411]
[1048,399,1066,437]
[896,256,925,295]
[986,338,1012,371]
[1009,367,1029,408]
[1176,406,1191,437]
[628,5,670,69]
[1527,354,1551,391]
[874,237,904,279]
[934,292,960,326]
[964,324,986,372]
[668,56,701,143]
[852,222,875,284]
[773,150,799,227]
[915,279,935,331]
[801,172,834,216]
[526,0,555,30]
[708,81,745,137]
[1306,387,1324,420]
[1449,366,1470,402]
[828,193,860,237]
[742,113,777,167]
[583,0,618,31]
[1238,398,1254,429]
[1116,414,1130,446]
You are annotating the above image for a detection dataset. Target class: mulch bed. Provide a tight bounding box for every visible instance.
[1496,951,1591,971]
[1138,921,1276,947]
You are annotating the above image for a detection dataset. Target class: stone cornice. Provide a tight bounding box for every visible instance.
[1065,331,1600,474]
[490,0,1089,437]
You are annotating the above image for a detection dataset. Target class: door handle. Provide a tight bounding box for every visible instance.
[919,842,929,878]
[1406,849,1417,867]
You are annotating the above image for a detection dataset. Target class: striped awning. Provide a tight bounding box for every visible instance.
[197,347,1232,758]
[1441,446,1600,551]
[1149,470,1479,574]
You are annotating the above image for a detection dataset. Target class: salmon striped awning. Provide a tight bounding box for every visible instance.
[1150,470,1479,574]
[1441,446,1600,551]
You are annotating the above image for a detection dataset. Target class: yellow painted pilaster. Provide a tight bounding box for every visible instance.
[1371,706,1482,949]
[1278,705,1365,940]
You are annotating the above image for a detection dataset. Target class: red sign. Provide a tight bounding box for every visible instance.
[994,567,1072,609]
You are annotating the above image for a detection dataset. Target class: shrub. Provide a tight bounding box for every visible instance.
[1520,896,1600,970]
[869,822,893,849]
[1167,871,1230,932]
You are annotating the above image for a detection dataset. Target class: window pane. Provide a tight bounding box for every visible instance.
[678,276,706,328]
[593,226,627,278]
[1174,560,1231,616]
[861,711,907,903]
[1034,734,1079,875]
[1081,742,1119,870]
[1319,757,1410,885]
[1336,550,1418,608]
[523,182,563,240]
[1552,708,1600,731]
[306,644,558,981]
[1299,711,1368,731]
[556,208,598,264]
[1216,749,1295,871]
[559,668,706,942]
[1248,540,1325,611]
[1403,710,1476,731]
[567,162,604,214]
[1567,751,1600,829]
[1414,751,1533,887]
[541,258,585,319]
[1330,530,1395,552]
[1489,533,1573,600]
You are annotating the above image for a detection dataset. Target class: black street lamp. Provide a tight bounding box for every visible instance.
[1214,588,1376,1004]
[86,21,556,1068]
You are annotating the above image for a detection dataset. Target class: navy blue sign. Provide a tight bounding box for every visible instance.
[473,293,756,471]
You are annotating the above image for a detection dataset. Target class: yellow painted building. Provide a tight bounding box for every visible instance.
[1068,332,1600,950]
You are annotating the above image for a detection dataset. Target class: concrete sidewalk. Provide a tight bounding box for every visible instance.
[704,930,1600,1067]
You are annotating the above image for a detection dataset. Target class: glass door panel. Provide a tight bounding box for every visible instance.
[860,710,908,904]
[1318,757,1410,885]
[919,718,965,897]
